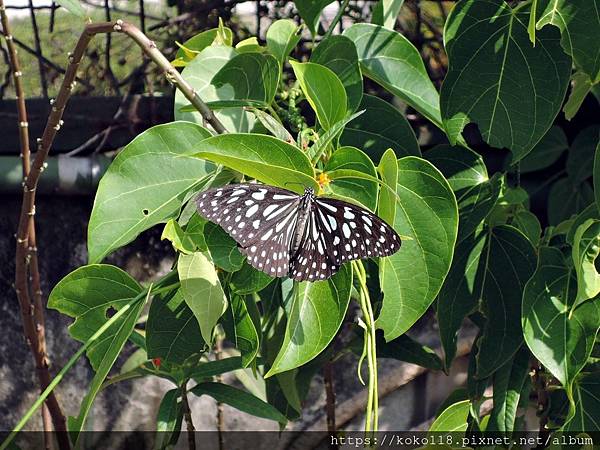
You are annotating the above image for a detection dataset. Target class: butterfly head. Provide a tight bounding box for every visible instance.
[304,187,315,197]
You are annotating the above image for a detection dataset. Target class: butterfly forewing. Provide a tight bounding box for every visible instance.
[313,198,401,264]
[196,184,301,277]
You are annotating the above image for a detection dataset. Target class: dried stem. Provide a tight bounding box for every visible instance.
[1,1,69,449]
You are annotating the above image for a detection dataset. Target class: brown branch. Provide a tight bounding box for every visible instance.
[1,2,70,450]
[181,382,197,450]
[324,361,338,450]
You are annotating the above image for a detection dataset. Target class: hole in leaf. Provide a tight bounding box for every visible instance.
[106,306,117,319]
[142,209,149,216]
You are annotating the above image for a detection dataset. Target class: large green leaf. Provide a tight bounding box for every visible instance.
[48,264,143,370]
[339,94,420,161]
[291,61,347,130]
[191,134,317,192]
[425,145,502,243]
[564,372,600,432]
[266,19,301,66]
[48,265,146,441]
[428,400,470,433]
[324,146,378,211]
[566,125,600,184]
[548,178,594,225]
[522,246,600,387]
[175,46,255,133]
[295,0,334,36]
[155,389,182,450]
[204,222,245,272]
[487,346,530,433]
[191,382,287,423]
[515,125,568,173]
[438,226,536,375]
[230,261,274,295]
[225,294,260,368]
[146,290,205,365]
[378,157,458,340]
[211,52,280,107]
[88,122,213,263]
[536,0,600,83]
[572,219,600,310]
[372,0,405,29]
[310,35,363,112]
[178,252,228,344]
[343,23,442,128]
[441,0,571,160]
[266,265,352,376]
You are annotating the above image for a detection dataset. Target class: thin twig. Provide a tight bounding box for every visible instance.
[103,0,120,95]
[1,1,70,449]
[28,0,48,98]
[324,361,338,449]
[181,381,197,450]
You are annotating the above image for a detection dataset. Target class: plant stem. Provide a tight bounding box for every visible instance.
[323,0,350,40]
[352,261,379,436]
[181,381,197,450]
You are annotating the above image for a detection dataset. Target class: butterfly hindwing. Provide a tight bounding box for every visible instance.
[196,183,301,277]
[313,198,401,265]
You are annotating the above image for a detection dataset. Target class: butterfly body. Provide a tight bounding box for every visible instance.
[196,183,401,282]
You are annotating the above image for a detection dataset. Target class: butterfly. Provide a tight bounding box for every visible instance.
[196,183,401,282]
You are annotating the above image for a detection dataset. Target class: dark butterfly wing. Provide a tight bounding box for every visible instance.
[196,183,301,277]
[288,207,340,282]
[312,197,401,265]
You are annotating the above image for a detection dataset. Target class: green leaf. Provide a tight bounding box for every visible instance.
[311,35,363,112]
[438,227,536,375]
[512,210,542,247]
[48,264,143,370]
[146,290,205,365]
[88,122,213,263]
[192,134,317,193]
[291,61,347,130]
[425,145,502,243]
[324,146,378,211]
[567,125,600,184]
[178,252,228,344]
[548,178,594,225]
[188,357,244,381]
[175,46,255,133]
[211,52,280,107]
[266,265,352,376]
[372,0,405,29]
[515,126,568,173]
[162,219,196,254]
[536,0,600,83]
[155,389,182,450]
[230,261,274,295]
[441,0,571,159]
[564,372,600,432]
[339,94,420,162]
[377,148,399,227]
[295,0,334,36]
[226,294,260,367]
[191,382,287,423]
[487,346,530,433]
[522,246,600,387]
[175,27,233,62]
[251,109,295,144]
[235,37,263,53]
[378,157,458,340]
[428,400,470,433]
[572,219,600,310]
[566,204,599,246]
[563,72,594,121]
[183,213,208,251]
[343,23,442,128]
[266,19,302,66]
[48,266,147,442]
[55,0,86,17]
[309,110,365,164]
[203,222,245,272]
[373,332,442,370]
